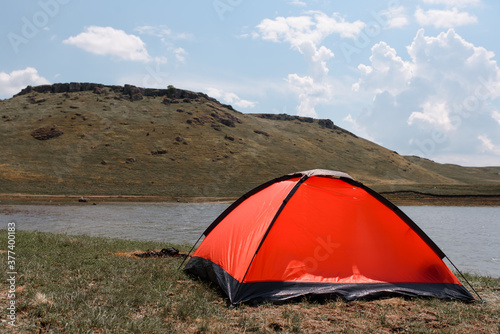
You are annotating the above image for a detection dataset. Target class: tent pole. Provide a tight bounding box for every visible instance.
[177,233,204,270]
[446,256,484,303]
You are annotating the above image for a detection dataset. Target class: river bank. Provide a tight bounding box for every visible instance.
[0,231,498,333]
[2,192,500,206]
[0,193,235,205]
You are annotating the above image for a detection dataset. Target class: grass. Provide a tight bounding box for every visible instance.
[0,230,499,333]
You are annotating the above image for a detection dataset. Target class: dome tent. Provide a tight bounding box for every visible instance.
[183,169,474,304]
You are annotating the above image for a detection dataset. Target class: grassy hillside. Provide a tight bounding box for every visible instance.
[1,83,499,203]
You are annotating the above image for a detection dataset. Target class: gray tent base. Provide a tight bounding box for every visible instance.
[185,256,475,305]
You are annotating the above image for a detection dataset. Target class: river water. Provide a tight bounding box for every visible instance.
[0,203,498,277]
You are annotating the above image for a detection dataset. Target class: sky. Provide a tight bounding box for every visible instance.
[2,0,500,167]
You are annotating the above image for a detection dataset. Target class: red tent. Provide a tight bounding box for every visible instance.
[184,169,474,304]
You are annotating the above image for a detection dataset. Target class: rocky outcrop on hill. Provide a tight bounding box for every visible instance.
[31,126,64,140]
[256,113,316,123]
[15,82,224,106]
[255,113,336,130]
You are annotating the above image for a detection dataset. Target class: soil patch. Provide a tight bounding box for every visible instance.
[114,247,188,259]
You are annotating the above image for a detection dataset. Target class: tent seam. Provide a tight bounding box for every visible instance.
[234,174,309,303]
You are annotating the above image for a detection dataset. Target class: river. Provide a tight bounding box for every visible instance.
[0,203,498,277]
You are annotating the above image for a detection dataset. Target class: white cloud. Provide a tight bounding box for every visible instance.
[492,110,500,125]
[0,67,49,98]
[135,25,190,63]
[256,11,365,46]
[135,25,168,37]
[135,25,192,40]
[286,74,332,117]
[407,29,500,97]
[289,0,306,6]
[153,56,168,64]
[353,41,413,95]
[408,100,454,131]
[173,47,187,63]
[351,29,500,164]
[301,42,335,78]
[415,7,477,28]
[478,135,500,155]
[206,87,257,109]
[255,11,364,117]
[63,26,152,62]
[421,0,481,8]
[381,6,409,29]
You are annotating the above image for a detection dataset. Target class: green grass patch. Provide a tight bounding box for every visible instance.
[1,230,498,333]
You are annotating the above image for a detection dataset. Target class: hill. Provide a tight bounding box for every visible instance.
[1,83,499,204]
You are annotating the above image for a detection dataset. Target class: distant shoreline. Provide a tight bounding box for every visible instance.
[0,193,235,205]
[1,192,500,206]
[381,191,500,206]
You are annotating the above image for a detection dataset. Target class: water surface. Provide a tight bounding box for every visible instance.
[1,203,498,277]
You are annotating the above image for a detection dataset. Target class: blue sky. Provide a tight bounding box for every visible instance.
[2,0,500,166]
